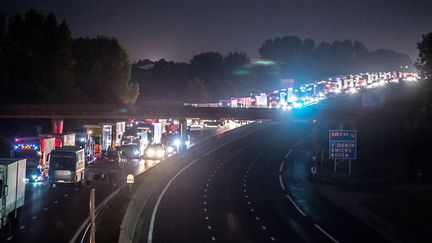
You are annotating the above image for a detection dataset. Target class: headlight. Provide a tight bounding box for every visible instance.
[185,140,190,146]
[173,138,181,147]
[134,150,140,155]
[167,147,174,153]
[146,149,155,157]
[156,149,165,157]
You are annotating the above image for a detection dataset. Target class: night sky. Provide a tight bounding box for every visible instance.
[2,0,431,62]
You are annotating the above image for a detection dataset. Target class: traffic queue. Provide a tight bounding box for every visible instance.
[9,118,193,184]
[186,71,419,110]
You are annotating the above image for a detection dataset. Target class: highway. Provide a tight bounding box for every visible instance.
[135,122,385,243]
[0,129,215,243]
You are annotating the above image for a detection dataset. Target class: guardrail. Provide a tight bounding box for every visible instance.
[117,122,269,243]
[69,183,126,243]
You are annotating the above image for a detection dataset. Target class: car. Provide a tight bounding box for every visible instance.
[144,144,166,160]
[119,144,141,160]
[106,150,121,163]
[204,120,224,128]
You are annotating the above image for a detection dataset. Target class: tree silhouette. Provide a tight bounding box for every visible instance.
[416,33,432,80]
[1,10,75,103]
[183,77,210,103]
[72,36,139,105]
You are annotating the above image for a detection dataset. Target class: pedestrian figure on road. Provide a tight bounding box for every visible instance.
[109,169,118,188]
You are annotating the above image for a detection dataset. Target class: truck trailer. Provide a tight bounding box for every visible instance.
[0,158,26,229]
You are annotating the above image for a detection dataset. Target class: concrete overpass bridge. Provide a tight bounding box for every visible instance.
[0,104,361,122]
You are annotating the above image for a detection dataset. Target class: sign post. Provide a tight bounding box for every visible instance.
[89,188,95,243]
[329,130,357,174]
[127,174,134,194]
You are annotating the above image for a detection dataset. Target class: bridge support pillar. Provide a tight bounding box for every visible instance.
[179,118,188,151]
[52,118,64,134]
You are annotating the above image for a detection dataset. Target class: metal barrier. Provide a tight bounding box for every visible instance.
[117,123,269,243]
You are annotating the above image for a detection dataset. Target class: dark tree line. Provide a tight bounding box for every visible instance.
[0,10,139,104]
[0,9,415,105]
[132,51,271,104]
[259,36,413,82]
[335,32,432,181]
[134,36,413,104]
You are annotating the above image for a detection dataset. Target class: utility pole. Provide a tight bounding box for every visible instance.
[90,188,96,243]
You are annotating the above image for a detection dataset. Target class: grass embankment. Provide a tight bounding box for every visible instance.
[95,174,146,243]
[362,185,432,242]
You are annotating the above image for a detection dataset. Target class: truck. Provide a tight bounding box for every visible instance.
[62,133,76,146]
[114,122,126,147]
[0,158,26,229]
[11,137,55,181]
[48,146,85,185]
[85,122,125,158]
[255,94,268,108]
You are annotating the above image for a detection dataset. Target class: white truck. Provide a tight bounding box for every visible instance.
[62,133,76,146]
[0,158,26,229]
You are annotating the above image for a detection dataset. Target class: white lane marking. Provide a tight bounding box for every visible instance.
[207,226,212,230]
[278,175,286,190]
[270,236,276,241]
[43,207,48,211]
[33,216,38,220]
[294,139,305,147]
[204,208,207,212]
[6,236,12,241]
[247,201,251,205]
[244,195,248,198]
[147,157,200,243]
[255,216,260,221]
[211,236,216,241]
[20,225,25,230]
[205,216,209,220]
[203,201,207,205]
[148,125,271,243]
[314,224,339,243]
[279,162,284,173]
[204,195,207,198]
[54,200,58,204]
[74,188,79,191]
[64,193,68,197]
[243,189,247,193]
[286,194,306,217]
[284,149,293,159]
[243,184,246,187]
[250,209,254,212]
[262,225,266,230]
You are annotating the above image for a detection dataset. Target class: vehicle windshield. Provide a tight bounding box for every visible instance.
[50,152,76,170]
[13,150,38,160]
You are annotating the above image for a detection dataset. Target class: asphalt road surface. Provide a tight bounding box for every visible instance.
[0,129,215,243]
[142,122,386,243]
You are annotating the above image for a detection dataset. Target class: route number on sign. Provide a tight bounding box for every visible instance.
[127,174,134,184]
